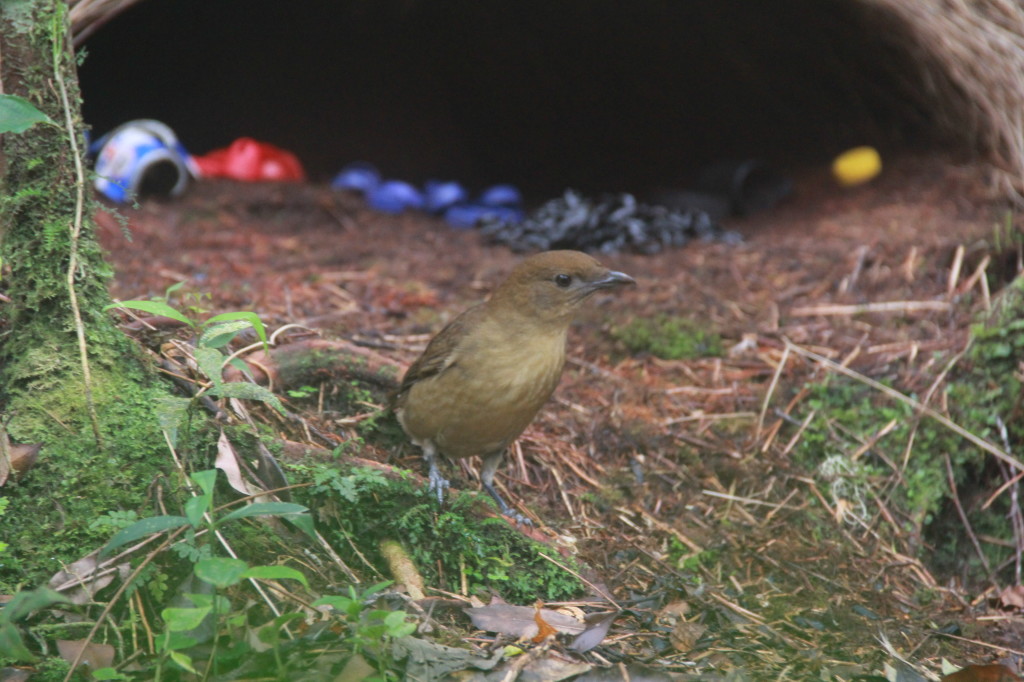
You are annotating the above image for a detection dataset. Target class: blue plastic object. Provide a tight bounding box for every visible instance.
[367,180,425,213]
[92,119,196,203]
[331,162,381,193]
[479,183,522,207]
[444,204,524,229]
[424,180,469,214]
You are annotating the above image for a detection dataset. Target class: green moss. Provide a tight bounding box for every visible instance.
[0,323,189,590]
[921,277,1024,579]
[288,462,584,602]
[613,314,723,360]
[0,368,186,591]
[17,656,77,682]
[790,376,952,526]
[0,0,190,591]
[783,276,1024,585]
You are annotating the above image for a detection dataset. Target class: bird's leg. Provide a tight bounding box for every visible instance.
[480,450,532,526]
[422,442,449,505]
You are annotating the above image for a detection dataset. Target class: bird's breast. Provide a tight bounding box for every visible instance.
[399,324,568,459]
[474,329,566,401]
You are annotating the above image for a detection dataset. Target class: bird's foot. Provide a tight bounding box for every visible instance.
[483,482,532,526]
[427,468,450,505]
[501,508,533,527]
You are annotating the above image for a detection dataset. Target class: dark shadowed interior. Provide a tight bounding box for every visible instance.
[78,0,959,196]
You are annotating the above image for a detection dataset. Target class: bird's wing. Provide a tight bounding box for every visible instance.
[391,304,483,407]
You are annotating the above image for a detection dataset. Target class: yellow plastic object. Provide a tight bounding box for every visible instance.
[832,146,882,187]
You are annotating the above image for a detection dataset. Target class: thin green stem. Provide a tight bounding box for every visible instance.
[52,9,103,448]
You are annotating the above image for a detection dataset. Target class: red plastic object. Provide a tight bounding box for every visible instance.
[193,138,306,181]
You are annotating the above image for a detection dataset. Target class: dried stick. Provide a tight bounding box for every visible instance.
[756,342,790,444]
[943,453,998,590]
[790,300,952,316]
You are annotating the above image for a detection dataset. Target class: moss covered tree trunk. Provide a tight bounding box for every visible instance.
[0,0,173,590]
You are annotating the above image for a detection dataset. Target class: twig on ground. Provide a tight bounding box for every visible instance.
[538,552,622,610]
[790,300,952,316]
[943,452,998,590]
[947,244,965,298]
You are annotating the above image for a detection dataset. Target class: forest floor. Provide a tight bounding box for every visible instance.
[96,152,1024,680]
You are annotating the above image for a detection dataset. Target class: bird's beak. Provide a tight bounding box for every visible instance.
[576,269,635,301]
[593,270,636,290]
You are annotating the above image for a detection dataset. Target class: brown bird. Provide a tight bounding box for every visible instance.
[392,250,635,523]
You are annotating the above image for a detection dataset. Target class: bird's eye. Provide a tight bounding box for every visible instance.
[554,273,572,288]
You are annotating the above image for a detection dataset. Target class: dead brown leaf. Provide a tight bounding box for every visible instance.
[669,621,707,653]
[56,639,114,672]
[569,611,619,652]
[942,663,1021,682]
[48,551,129,605]
[998,586,1024,610]
[464,604,584,639]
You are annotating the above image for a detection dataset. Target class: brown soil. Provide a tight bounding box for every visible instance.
[98,152,1024,679]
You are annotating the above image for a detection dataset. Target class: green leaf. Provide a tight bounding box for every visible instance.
[191,469,218,497]
[169,650,198,674]
[273,612,307,629]
[359,580,394,600]
[1,587,68,623]
[0,588,64,662]
[384,610,416,637]
[199,319,255,350]
[257,612,306,645]
[183,592,213,609]
[101,515,190,557]
[193,346,225,388]
[209,381,285,413]
[181,592,229,614]
[241,565,310,588]
[286,513,318,539]
[194,557,249,588]
[184,471,216,528]
[217,502,308,526]
[228,356,251,375]
[155,395,191,448]
[158,631,198,652]
[0,94,52,133]
[102,299,193,326]
[990,342,1013,358]
[162,606,211,632]
[164,280,186,299]
[0,621,35,663]
[183,495,210,528]
[312,595,358,617]
[205,311,268,346]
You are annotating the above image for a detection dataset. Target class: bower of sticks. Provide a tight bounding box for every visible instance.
[76,0,1024,678]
